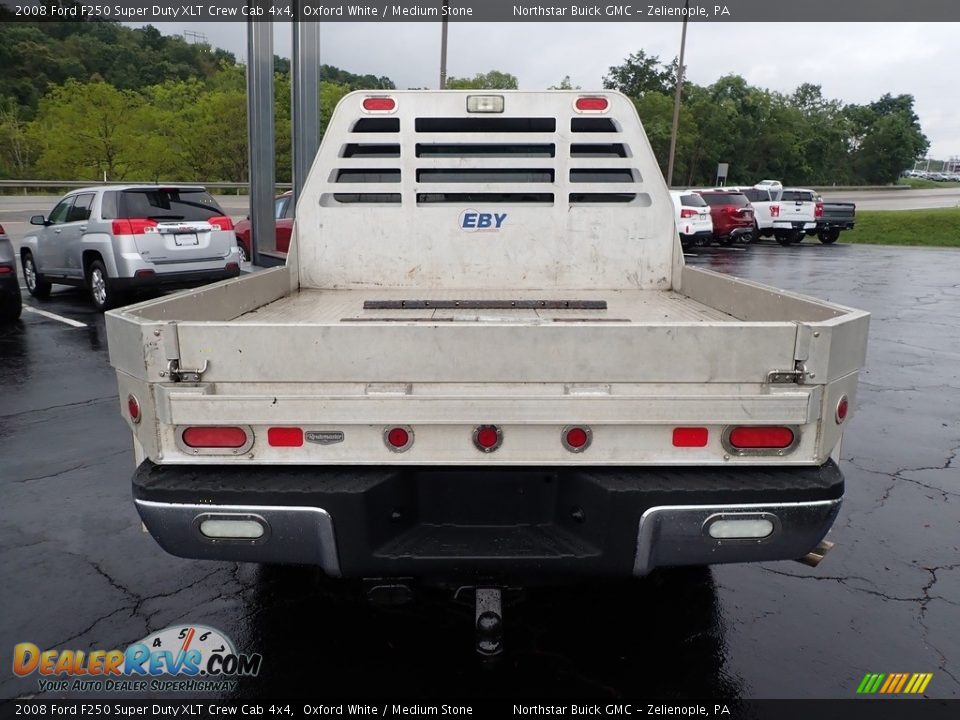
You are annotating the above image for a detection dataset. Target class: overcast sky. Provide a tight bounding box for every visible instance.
[134,22,958,159]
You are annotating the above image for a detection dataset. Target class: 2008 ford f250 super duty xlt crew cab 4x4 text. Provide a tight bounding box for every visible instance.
[106,92,869,652]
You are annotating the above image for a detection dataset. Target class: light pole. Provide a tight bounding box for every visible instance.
[439,0,449,89]
[666,0,690,188]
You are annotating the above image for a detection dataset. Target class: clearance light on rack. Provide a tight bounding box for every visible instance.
[362,96,397,113]
[574,96,609,113]
[466,95,505,113]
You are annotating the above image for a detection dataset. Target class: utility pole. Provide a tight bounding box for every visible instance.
[439,0,449,89]
[666,0,690,188]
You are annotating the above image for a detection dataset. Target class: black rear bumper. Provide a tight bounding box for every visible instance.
[133,461,843,581]
[113,266,240,292]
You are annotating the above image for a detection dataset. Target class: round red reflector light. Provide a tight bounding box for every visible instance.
[836,396,849,423]
[562,426,592,452]
[127,394,141,424]
[473,425,502,453]
[363,97,396,112]
[728,426,795,449]
[384,426,413,452]
[182,426,248,448]
[575,97,609,112]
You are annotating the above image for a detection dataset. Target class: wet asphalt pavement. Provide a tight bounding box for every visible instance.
[1,240,958,701]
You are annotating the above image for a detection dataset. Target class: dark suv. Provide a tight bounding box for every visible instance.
[695,190,755,246]
[0,224,22,323]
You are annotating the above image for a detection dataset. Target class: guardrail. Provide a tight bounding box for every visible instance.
[0,180,293,193]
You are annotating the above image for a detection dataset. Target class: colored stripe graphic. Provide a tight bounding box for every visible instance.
[893,674,910,693]
[857,672,932,694]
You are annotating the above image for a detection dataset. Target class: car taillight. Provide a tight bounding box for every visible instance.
[815,202,824,218]
[680,208,697,218]
[673,427,708,447]
[473,425,502,453]
[209,216,234,231]
[0,265,13,275]
[562,426,592,452]
[112,218,157,235]
[362,96,396,112]
[575,96,609,112]
[267,427,303,447]
[727,426,795,449]
[771,205,780,217]
[0,223,5,234]
[182,426,248,448]
[384,426,413,452]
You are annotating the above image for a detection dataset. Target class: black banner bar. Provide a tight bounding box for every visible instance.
[3,0,960,22]
[1,700,959,720]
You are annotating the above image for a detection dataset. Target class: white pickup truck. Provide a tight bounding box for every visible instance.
[107,92,868,648]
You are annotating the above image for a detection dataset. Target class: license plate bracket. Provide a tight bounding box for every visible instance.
[173,233,199,246]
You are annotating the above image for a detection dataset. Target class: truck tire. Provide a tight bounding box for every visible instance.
[775,233,792,246]
[818,228,840,244]
[790,230,804,244]
[88,259,117,312]
[22,252,51,299]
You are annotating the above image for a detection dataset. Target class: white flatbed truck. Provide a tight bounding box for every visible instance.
[107,91,869,652]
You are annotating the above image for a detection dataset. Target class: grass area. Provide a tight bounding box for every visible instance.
[843,207,960,247]
[897,178,960,189]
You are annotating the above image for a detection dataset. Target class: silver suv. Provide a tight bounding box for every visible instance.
[20,185,242,311]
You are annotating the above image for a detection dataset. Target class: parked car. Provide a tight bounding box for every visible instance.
[20,185,242,311]
[669,191,713,249]
[815,196,856,244]
[0,224,22,323]
[773,188,819,245]
[233,191,294,261]
[692,189,755,245]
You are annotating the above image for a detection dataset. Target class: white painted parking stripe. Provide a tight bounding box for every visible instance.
[22,305,88,328]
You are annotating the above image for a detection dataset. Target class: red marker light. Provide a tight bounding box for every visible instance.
[575,97,609,112]
[473,425,502,452]
[268,427,304,447]
[127,395,141,424]
[673,427,708,447]
[836,396,849,423]
[363,97,396,112]
[384,426,413,452]
[562,426,592,452]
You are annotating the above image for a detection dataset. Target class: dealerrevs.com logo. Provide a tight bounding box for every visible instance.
[13,625,262,693]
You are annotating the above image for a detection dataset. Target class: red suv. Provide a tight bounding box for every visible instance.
[694,190,755,246]
[233,191,294,261]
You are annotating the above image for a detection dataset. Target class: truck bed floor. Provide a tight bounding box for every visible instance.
[235,288,739,324]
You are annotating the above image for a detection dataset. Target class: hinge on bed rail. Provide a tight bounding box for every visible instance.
[767,362,807,385]
[166,358,208,383]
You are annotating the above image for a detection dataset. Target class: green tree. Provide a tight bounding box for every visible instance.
[603,51,672,98]
[548,76,580,90]
[29,79,142,180]
[0,99,37,178]
[447,70,519,90]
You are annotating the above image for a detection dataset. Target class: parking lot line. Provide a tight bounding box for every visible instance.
[22,305,88,328]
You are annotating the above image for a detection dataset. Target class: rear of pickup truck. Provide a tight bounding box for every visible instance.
[107,91,868,588]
